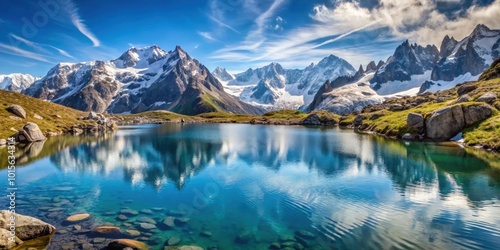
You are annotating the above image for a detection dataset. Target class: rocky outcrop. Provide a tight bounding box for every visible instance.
[463,104,493,126]
[7,104,26,119]
[457,84,477,95]
[477,92,497,103]
[425,105,465,141]
[301,113,321,125]
[406,113,424,132]
[479,57,500,81]
[457,94,471,103]
[425,103,493,141]
[0,210,56,249]
[17,122,46,143]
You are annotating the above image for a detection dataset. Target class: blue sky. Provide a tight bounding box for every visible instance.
[0,0,499,76]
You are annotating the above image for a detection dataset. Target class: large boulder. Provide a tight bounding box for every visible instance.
[0,210,55,243]
[462,104,493,126]
[476,92,497,103]
[301,114,321,125]
[457,84,477,96]
[425,105,465,141]
[406,113,424,132]
[7,105,27,119]
[17,122,46,143]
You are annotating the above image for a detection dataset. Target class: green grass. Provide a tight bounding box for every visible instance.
[0,90,93,139]
[355,77,500,150]
[112,110,198,124]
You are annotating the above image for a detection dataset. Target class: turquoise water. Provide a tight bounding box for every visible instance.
[1,123,500,249]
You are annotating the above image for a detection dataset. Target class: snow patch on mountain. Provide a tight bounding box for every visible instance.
[0,73,39,92]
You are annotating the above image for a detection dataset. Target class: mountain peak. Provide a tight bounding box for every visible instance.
[116,45,168,68]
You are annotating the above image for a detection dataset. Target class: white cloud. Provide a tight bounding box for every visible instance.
[10,34,75,59]
[62,0,100,47]
[198,31,217,41]
[208,15,240,34]
[310,0,500,46]
[0,43,50,63]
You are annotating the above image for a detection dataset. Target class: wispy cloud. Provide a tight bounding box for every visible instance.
[0,43,50,63]
[63,0,100,47]
[309,0,500,46]
[208,15,240,34]
[10,34,75,59]
[212,0,500,69]
[198,31,218,41]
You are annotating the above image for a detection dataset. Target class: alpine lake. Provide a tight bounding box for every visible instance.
[1,123,499,250]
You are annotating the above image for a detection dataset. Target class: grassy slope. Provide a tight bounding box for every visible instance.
[0,90,93,139]
[351,77,500,150]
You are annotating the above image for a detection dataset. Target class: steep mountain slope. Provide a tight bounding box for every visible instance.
[368,24,499,96]
[25,46,262,115]
[214,55,356,110]
[0,74,38,92]
[306,66,384,114]
[370,41,440,94]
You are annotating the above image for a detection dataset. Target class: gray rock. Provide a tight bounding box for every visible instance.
[402,133,413,140]
[457,84,477,95]
[0,210,56,241]
[457,94,470,103]
[389,104,404,111]
[462,104,493,126]
[136,217,156,225]
[301,114,321,125]
[406,113,424,131]
[165,236,181,246]
[477,92,497,103]
[17,122,46,142]
[425,105,465,141]
[161,216,176,229]
[7,105,26,119]
[436,96,446,103]
[138,223,156,231]
[33,113,43,120]
[120,209,138,216]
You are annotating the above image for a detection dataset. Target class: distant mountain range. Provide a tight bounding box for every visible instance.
[0,74,39,92]
[212,55,356,111]
[1,24,498,116]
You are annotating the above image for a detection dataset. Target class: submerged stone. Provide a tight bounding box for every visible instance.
[65,213,90,223]
[120,209,139,216]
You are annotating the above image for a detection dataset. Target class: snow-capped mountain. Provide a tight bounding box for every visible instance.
[371,41,440,94]
[214,55,356,110]
[25,45,262,115]
[306,66,384,114]
[371,24,499,95]
[425,24,500,91]
[212,67,235,82]
[0,74,39,92]
[307,24,500,114]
